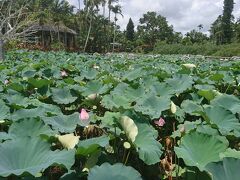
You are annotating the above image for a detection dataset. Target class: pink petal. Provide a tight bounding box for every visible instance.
[80,109,89,120]
[154,117,165,127]
[4,80,9,85]
[61,70,68,77]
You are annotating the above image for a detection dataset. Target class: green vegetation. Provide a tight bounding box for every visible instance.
[0,50,240,179]
[1,0,240,57]
[153,42,240,57]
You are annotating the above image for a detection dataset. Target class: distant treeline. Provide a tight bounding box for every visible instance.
[2,0,240,56]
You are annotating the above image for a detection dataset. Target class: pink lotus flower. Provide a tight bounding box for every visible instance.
[79,108,90,127]
[61,70,68,77]
[154,117,165,127]
[4,79,9,85]
[80,109,89,120]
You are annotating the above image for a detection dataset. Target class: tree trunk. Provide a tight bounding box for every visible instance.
[112,14,116,52]
[84,10,93,52]
[0,39,5,61]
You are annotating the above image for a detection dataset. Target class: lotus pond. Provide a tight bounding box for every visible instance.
[0,51,240,180]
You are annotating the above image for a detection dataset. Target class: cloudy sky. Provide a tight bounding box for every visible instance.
[68,0,240,34]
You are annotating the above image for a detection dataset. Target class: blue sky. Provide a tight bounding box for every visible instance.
[68,0,240,34]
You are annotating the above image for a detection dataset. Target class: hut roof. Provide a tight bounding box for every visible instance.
[31,23,77,35]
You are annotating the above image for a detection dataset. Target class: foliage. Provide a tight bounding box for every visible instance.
[153,41,240,56]
[0,50,240,179]
[137,12,175,51]
[126,18,135,41]
[222,0,234,44]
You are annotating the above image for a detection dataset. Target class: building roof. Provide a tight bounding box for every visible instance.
[31,22,77,35]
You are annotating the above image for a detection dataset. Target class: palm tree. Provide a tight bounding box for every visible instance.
[111,4,123,52]
[83,0,102,52]
[198,24,203,31]
[107,0,118,22]
[102,0,106,17]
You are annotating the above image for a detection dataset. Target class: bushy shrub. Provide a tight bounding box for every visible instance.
[153,41,240,57]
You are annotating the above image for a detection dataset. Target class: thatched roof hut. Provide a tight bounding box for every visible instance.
[31,23,77,35]
[30,22,77,49]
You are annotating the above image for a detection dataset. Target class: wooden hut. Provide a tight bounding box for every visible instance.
[30,22,77,50]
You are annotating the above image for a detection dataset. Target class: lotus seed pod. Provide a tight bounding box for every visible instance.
[123,142,131,149]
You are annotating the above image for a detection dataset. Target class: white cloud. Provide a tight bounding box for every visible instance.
[68,0,240,34]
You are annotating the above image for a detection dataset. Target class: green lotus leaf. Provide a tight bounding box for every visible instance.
[22,69,36,78]
[81,69,98,80]
[112,83,144,102]
[220,148,240,159]
[197,90,220,101]
[150,82,175,96]
[51,87,78,104]
[205,158,240,180]
[28,78,51,88]
[99,111,121,127]
[166,75,194,93]
[134,95,170,119]
[122,68,143,81]
[0,137,75,177]
[0,132,11,141]
[101,94,131,110]
[0,100,9,120]
[8,119,55,138]
[129,114,163,165]
[81,80,110,96]
[211,94,240,114]
[88,163,142,180]
[6,94,33,108]
[10,104,61,121]
[8,83,24,92]
[205,106,240,136]
[196,124,229,145]
[209,73,224,81]
[42,113,79,133]
[77,136,109,156]
[181,100,203,116]
[175,131,228,171]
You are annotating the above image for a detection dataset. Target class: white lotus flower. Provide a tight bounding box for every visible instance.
[0,120,5,124]
[120,116,138,142]
[87,93,99,100]
[182,63,196,69]
[171,101,177,114]
[56,133,80,150]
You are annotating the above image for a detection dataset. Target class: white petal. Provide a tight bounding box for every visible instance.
[182,63,196,69]
[171,101,177,114]
[57,133,80,150]
[120,116,138,143]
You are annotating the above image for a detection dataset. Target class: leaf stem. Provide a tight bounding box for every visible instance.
[124,150,130,165]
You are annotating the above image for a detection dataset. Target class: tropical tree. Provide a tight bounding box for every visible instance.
[221,0,234,43]
[186,29,208,44]
[210,15,224,45]
[126,18,135,41]
[137,12,174,51]
[197,24,203,31]
[111,4,123,51]
[107,0,118,22]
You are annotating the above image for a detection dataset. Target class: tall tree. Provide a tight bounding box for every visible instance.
[137,12,174,51]
[210,15,223,45]
[111,4,123,51]
[107,0,118,22]
[197,24,203,31]
[185,29,208,44]
[222,0,234,43]
[126,18,134,41]
[0,0,36,60]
